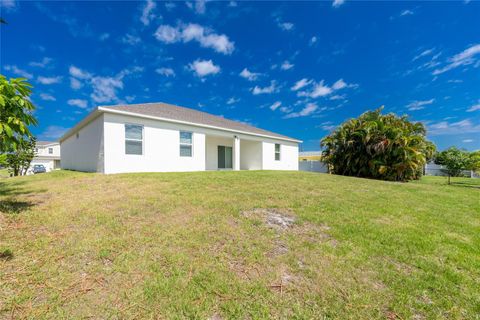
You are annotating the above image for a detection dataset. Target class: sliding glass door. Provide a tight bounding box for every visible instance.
[218,146,233,169]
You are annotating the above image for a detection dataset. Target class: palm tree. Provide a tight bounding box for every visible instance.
[321,108,435,182]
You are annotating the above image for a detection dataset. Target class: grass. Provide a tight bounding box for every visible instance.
[0,169,9,179]
[0,170,479,319]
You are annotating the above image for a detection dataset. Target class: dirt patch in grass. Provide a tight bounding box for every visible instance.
[241,208,337,247]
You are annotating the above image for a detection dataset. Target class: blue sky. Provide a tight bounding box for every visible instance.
[1,0,479,151]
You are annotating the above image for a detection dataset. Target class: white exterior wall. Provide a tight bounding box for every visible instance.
[262,140,298,170]
[35,144,60,157]
[61,114,105,172]
[61,111,299,174]
[103,113,206,174]
[240,140,262,170]
[206,136,233,170]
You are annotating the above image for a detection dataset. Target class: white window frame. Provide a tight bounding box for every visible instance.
[125,123,144,156]
[179,131,193,157]
[275,143,281,161]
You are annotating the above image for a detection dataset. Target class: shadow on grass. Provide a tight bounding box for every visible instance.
[0,200,35,214]
[0,180,46,214]
[450,181,480,189]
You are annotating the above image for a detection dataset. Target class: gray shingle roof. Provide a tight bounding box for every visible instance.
[101,102,300,141]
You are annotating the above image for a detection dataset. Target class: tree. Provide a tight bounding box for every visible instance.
[435,147,473,184]
[6,137,36,176]
[469,150,480,174]
[321,108,436,182]
[0,75,38,152]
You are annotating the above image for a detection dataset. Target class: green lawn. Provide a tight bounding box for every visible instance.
[0,171,479,319]
[0,169,9,179]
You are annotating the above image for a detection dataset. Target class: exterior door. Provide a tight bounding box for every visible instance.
[218,146,233,169]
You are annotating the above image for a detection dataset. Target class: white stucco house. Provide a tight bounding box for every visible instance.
[59,102,301,174]
[30,141,61,172]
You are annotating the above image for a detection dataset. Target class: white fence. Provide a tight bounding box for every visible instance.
[298,161,328,173]
[424,163,475,178]
[299,161,478,178]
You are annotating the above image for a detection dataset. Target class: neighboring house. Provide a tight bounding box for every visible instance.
[31,141,61,172]
[299,151,322,161]
[59,102,301,174]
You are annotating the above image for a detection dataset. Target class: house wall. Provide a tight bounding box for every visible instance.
[61,114,105,172]
[62,111,299,174]
[103,113,206,174]
[35,144,60,157]
[262,140,299,170]
[206,136,234,170]
[240,140,262,170]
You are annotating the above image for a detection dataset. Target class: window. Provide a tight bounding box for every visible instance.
[179,131,193,157]
[48,148,53,154]
[275,144,281,161]
[35,148,38,153]
[76,132,79,139]
[125,124,143,155]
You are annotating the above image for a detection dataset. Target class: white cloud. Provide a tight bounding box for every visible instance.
[90,76,124,103]
[269,101,281,111]
[4,65,33,79]
[309,81,333,98]
[99,33,110,41]
[68,99,88,109]
[69,65,91,79]
[252,81,278,95]
[239,68,260,81]
[29,57,52,68]
[284,103,319,119]
[281,61,294,70]
[463,139,474,143]
[433,44,480,75]
[37,76,62,85]
[413,48,435,61]
[39,93,56,101]
[406,99,435,111]
[329,94,346,101]
[400,9,414,16]
[70,77,83,90]
[68,65,141,104]
[428,118,480,135]
[278,22,294,31]
[154,25,180,43]
[140,0,156,26]
[227,97,239,105]
[0,0,17,11]
[156,67,175,77]
[228,1,237,7]
[309,36,318,46]
[188,59,220,77]
[332,79,348,90]
[291,78,312,91]
[39,125,69,140]
[186,0,207,14]
[318,121,337,131]
[467,103,480,112]
[122,33,141,45]
[155,23,234,55]
[297,78,357,98]
[332,0,345,8]
[165,2,176,10]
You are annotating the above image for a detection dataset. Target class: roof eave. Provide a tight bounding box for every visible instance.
[59,108,103,143]
[98,107,302,143]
